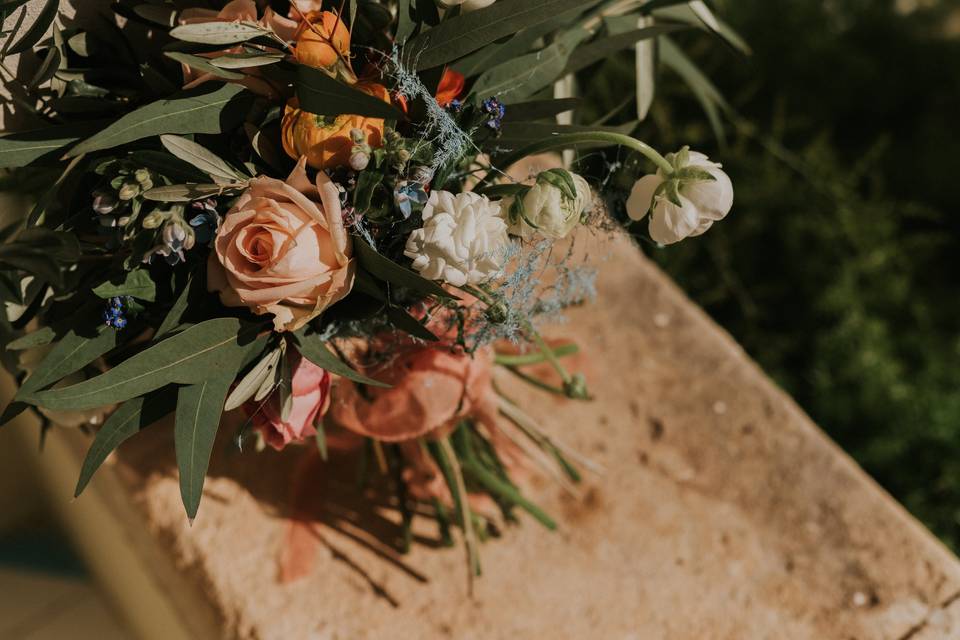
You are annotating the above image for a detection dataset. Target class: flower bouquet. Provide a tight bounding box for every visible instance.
[0,0,736,582]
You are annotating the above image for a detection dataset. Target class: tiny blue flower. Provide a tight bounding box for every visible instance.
[394,180,429,220]
[103,296,129,329]
[481,97,506,131]
[448,99,463,112]
[187,199,221,246]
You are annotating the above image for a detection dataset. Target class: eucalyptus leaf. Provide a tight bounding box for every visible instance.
[28,47,61,90]
[92,269,156,302]
[210,52,284,69]
[133,4,178,28]
[295,65,403,119]
[143,183,237,202]
[471,39,578,104]
[504,98,579,122]
[0,122,102,169]
[67,84,251,158]
[168,21,270,45]
[404,0,600,70]
[155,274,196,339]
[164,51,245,81]
[27,318,267,410]
[160,134,247,181]
[175,371,234,519]
[293,329,390,388]
[224,346,281,411]
[660,36,728,143]
[74,388,177,496]
[354,239,455,300]
[5,326,55,351]
[387,306,439,342]
[14,325,119,401]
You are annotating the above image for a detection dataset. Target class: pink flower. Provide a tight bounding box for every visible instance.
[330,344,498,443]
[244,350,331,450]
[207,157,355,332]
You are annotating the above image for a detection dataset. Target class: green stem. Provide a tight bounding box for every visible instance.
[525,322,571,386]
[476,132,673,191]
[494,343,579,367]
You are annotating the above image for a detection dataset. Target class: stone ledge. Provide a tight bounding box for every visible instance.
[8,232,959,639]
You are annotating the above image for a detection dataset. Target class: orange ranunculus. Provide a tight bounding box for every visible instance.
[281,82,390,170]
[293,10,351,71]
[435,68,465,107]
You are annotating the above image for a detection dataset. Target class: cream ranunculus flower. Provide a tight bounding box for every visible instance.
[506,169,593,240]
[207,157,355,332]
[626,148,733,245]
[404,191,510,287]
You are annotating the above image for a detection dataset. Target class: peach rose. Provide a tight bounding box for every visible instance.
[281,82,390,170]
[207,157,355,332]
[177,0,299,99]
[244,350,331,450]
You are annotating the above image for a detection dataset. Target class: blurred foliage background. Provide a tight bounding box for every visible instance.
[585,0,960,547]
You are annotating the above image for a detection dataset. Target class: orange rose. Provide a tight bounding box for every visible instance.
[281,82,390,170]
[293,10,351,71]
[207,157,355,332]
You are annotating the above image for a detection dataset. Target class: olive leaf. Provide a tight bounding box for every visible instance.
[74,388,177,497]
[27,318,267,410]
[6,0,58,55]
[293,329,390,388]
[295,65,403,119]
[354,239,456,300]
[224,346,282,411]
[168,21,271,45]
[175,372,234,519]
[164,51,245,82]
[160,134,248,182]
[404,0,601,70]
[66,84,251,158]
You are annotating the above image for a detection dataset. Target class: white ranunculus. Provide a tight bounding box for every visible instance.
[626,149,733,245]
[507,170,593,240]
[439,0,496,11]
[404,190,510,287]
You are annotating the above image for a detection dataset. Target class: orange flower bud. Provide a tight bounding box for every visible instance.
[293,11,351,70]
[435,68,465,107]
[281,82,391,170]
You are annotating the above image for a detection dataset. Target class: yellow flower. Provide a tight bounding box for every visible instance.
[281,82,391,170]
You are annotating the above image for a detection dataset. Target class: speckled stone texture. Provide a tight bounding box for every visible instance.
[78,232,960,640]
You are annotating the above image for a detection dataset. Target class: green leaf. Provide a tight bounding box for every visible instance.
[210,52,284,69]
[164,51,245,82]
[387,306,439,342]
[92,269,156,302]
[503,98,579,122]
[295,65,403,119]
[142,183,237,202]
[74,389,176,497]
[404,0,600,70]
[160,134,247,182]
[15,324,119,400]
[132,4,178,28]
[0,122,102,169]
[6,0,57,55]
[354,239,456,300]
[168,21,270,45]
[224,346,281,411]
[155,274,196,339]
[292,329,390,388]
[659,36,728,144]
[396,0,415,42]
[27,318,266,410]
[66,84,251,158]
[175,372,233,519]
[497,120,638,147]
[6,326,56,351]
[562,23,686,76]
[471,38,578,104]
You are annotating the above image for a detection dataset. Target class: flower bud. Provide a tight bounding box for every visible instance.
[563,373,590,400]
[626,147,733,245]
[118,180,141,201]
[349,127,365,144]
[92,191,118,215]
[507,169,592,240]
[349,151,370,171]
[142,211,167,229]
[162,219,187,251]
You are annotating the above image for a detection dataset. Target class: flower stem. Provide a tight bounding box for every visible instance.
[475,132,674,191]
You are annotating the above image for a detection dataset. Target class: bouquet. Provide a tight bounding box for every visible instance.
[0,0,737,582]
